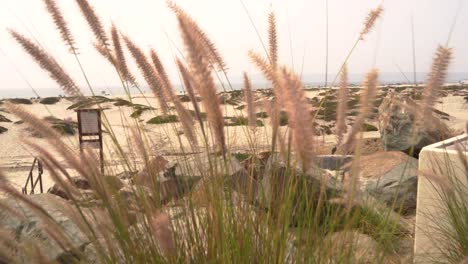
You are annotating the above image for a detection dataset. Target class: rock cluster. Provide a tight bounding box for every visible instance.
[378,91,452,156]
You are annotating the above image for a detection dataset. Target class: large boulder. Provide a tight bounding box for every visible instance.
[0,194,94,263]
[346,151,418,215]
[229,153,345,207]
[378,91,452,156]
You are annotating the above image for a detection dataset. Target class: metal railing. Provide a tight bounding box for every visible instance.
[22,157,44,195]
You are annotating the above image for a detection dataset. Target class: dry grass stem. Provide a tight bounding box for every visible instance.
[243,72,256,128]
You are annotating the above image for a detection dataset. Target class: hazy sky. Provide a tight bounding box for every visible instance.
[0,0,466,93]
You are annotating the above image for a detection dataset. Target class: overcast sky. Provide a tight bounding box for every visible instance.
[0,0,466,93]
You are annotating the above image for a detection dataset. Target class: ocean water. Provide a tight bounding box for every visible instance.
[2,71,468,99]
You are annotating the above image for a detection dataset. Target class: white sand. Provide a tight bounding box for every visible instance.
[1,90,467,193]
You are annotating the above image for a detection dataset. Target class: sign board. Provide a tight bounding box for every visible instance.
[76,109,104,173]
[79,111,100,134]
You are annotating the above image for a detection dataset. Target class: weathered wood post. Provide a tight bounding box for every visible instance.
[76,109,104,173]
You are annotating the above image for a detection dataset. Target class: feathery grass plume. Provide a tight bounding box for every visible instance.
[243,72,256,128]
[248,51,284,107]
[336,64,349,145]
[9,30,82,97]
[111,25,136,85]
[150,49,171,89]
[278,67,315,171]
[268,12,278,69]
[177,59,206,135]
[172,7,226,155]
[123,36,169,114]
[148,49,197,144]
[94,42,116,66]
[42,0,76,52]
[75,0,108,47]
[360,5,384,39]
[248,51,276,83]
[419,46,452,124]
[168,2,227,72]
[343,69,379,152]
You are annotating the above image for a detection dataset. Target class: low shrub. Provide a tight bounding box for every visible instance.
[9,98,32,105]
[147,115,178,124]
[362,123,378,132]
[0,114,12,123]
[40,97,60,105]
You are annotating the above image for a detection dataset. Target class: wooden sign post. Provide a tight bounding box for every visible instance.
[76,109,104,173]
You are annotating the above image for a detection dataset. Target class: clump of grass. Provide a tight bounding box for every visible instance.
[44,116,77,135]
[8,98,33,105]
[232,152,251,161]
[39,97,61,105]
[67,96,113,109]
[147,115,178,124]
[362,123,378,132]
[113,99,132,106]
[0,126,7,134]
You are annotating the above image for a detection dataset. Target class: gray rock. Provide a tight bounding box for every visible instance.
[315,155,353,171]
[70,176,90,190]
[47,184,69,200]
[0,194,93,263]
[349,151,418,215]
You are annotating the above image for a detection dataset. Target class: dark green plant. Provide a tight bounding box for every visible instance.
[147,115,179,124]
[40,97,61,105]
